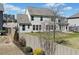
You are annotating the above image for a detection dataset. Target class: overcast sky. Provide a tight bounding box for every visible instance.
[3,3,79,17]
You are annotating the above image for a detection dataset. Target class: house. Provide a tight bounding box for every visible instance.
[0,3,4,33]
[17,7,68,33]
[17,14,31,33]
[3,14,17,34]
[67,13,79,32]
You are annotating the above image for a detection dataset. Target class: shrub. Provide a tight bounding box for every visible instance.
[19,37,26,47]
[56,39,69,45]
[33,48,45,55]
[25,47,33,55]
[14,29,19,41]
[31,31,33,33]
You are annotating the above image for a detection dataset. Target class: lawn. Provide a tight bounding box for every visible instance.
[26,32,79,49]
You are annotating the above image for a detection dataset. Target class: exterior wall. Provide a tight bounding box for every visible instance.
[0,4,4,32]
[68,18,79,32]
[19,25,32,33]
[18,15,68,33]
[61,26,66,32]
[68,18,79,26]
[0,11,3,30]
[19,9,68,33]
[55,24,67,32]
[3,22,17,28]
[31,16,53,32]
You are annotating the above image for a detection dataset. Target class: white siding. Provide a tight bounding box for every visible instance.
[19,10,67,33]
[19,25,32,33]
[3,22,17,28]
[31,16,41,25]
[31,16,53,32]
[68,18,79,26]
[43,17,51,21]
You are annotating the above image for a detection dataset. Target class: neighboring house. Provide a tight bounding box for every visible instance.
[67,13,79,32]
[17,14,31,33]
[17,7,68,33]
[0,3,4,33]
[3,14,17,34]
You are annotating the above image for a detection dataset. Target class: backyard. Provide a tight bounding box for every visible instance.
[25,32,79,49]
[0,31,24,55]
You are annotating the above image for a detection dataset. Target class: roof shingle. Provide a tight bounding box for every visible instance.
[27,7,53,16]
[17,14,31,25]
[68,13,79,19]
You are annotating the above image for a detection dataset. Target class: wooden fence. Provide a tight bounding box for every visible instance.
[19,33,79,55]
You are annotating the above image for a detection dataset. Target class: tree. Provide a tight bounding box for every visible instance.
[39,5,64,55]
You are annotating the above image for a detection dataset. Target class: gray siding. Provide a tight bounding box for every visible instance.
[0,11,3,30]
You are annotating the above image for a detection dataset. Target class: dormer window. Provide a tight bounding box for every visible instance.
[31,16,34,21]
[40,16,43,21]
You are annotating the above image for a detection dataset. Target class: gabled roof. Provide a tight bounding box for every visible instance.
[17,14,31,25]
[0,3,4,11]
[67,13,79,19]
[27,7,53,16]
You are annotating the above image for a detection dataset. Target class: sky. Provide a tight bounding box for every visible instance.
[3,3,79,17]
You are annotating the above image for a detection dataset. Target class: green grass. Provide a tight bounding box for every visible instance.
[27,32,79,40]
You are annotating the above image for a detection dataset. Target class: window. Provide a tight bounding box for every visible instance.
[46,25,49,30]
[59,25,61,30]
[22,25,25,31]
[36,25,38,30]
[58,20,61,22]
[40,16,43,21]
[31,16,34,21]
[0,11,3,14]
[51,25,53,30]
[66,26,67,30]
[33,25,35,30]
[28,25,30,29]
[39,25,41,30]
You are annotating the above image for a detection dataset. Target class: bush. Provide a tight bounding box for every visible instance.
[25,47,33,55]
[56,39,69,45]
[19,37,26,47]
[33,48,45,55]
[14,30,19,41]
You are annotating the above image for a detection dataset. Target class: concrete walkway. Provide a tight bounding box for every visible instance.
[0,42,24,55]
[0,33,24,55]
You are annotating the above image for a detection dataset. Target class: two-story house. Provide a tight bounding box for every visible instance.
[0,3,4,33]
[17,7,68,33]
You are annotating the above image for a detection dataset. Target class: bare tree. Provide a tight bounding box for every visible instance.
[39,5,65,55]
